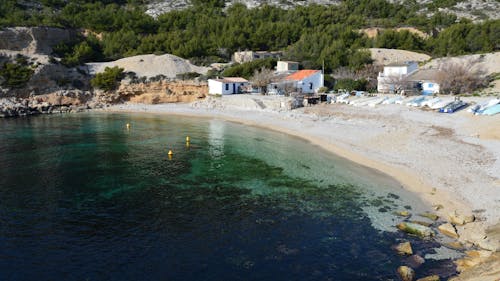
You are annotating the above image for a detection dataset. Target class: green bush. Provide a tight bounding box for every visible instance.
[0,60,34,88]
[90,66,124,91]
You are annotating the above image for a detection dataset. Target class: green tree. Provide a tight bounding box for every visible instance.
[90,66,125,91]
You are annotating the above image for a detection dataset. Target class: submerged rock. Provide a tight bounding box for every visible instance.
[394,241,413,255]
[416,275,440,281]
[395,210,411,217]
[419,212,439,221]
[397,265,415,281]
[411,220,433,227]
[397,222,434,238]
[407,254,426,268]
[448,211,475,226]
[438,223,459,238]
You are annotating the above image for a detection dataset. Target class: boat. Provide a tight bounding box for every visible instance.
[382,96,403,104]
[333,93,350,104]
[481,104,500,116]
[421,97,441,108]
[368,97,388,107]
[439,100,468,113]
[473,98,500,115]
[406,96,426,106]
[352,96,380,107]
[409,96,429,107]
[395,97,413,105]
[430,99,453,110]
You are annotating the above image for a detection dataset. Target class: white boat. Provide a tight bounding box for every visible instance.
[368,97,388,107]
[395,97,413,105]
[430,99,453,110]
[406,96,426,107]
[352,97,380,107]
[473,98,500,115]
[421,97,441,108]
[382,96,403,104]
[482,104,500,116]
[334,93,350,104]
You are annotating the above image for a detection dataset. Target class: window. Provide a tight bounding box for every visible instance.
[428,83,434,88]
[309,82,313,90]
[225,83,229,91]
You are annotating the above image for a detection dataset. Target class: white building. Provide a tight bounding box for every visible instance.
[407,69,442,95]
[276,61,299,73]
[233,51,282,64]
[377,61,418,93]
[284,70,324,94]
[208,77,249,95]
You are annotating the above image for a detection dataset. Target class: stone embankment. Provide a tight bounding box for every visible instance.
[0,90,96,118]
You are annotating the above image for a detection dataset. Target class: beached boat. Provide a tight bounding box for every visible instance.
[333,93,350,104]
[481,104,500,116]
[421,97,441,108]
[368,97,388,107]
[395,97,413,105]
[439,100,468,113]
[406,96,426,107]
[472,98,500,115]
[382,96,403,105]
[430,99,453,110]
[352,97,380,107]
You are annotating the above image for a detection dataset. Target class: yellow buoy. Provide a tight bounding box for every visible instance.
[168,150,173,155]
[126,123,130,129]
[186,136,190,142]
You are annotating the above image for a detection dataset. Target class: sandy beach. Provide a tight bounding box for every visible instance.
[104,94,500,277]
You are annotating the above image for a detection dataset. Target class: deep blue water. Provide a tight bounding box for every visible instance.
[0,113,456,280]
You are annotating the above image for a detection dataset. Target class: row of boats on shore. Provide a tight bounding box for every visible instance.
[329,93,500,115]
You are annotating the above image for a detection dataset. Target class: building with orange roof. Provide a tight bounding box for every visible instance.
[282,69,324,94]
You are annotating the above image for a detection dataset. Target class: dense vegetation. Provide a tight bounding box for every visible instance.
[0,55,35,88]
[1,0,499,72]
[90,66,124,91]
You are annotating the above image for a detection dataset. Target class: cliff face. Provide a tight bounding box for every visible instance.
[0,27,76,55]
[98,81,208,104]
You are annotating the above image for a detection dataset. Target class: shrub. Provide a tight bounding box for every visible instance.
[0,62,34,88]
[90,66,125,91]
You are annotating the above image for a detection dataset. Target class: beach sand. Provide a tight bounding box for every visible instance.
[104,95,500,279]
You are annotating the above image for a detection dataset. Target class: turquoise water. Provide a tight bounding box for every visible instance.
[0,113,456,280]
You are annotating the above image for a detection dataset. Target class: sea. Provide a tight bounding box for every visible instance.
[0,113,459,280]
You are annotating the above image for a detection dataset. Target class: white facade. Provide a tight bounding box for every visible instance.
[377,61,418,93]
[421,81,440,95]
[285,70,324,94]
[208,78,249,95]
[277,61,299,72]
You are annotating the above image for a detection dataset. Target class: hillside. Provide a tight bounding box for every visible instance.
[145,0,500,21]
[86,54,210,79]
[369,48,431,65]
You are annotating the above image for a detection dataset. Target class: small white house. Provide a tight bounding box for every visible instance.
[277,61,299,73]
[377,61,418,93]
[208,77,249,95]
[407,69,442,95]
[284,70,324,94]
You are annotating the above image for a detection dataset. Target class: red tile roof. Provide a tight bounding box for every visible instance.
[285,70,320,81]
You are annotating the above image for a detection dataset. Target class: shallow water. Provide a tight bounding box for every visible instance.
[0,113,457,280]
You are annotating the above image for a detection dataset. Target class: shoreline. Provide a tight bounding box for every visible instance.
[101,99,500,240]
[101,97,500,279]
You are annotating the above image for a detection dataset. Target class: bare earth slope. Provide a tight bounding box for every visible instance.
[369,48,431,65]
[86,54,210,79]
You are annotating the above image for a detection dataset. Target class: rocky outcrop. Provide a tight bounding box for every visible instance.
[103,80,208,104]
[0,90,95,117]
[397,222,435,238]
[394,242,413,255]
[438,223,459,238]
[397,266,415,281]
[0,27,76,55]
